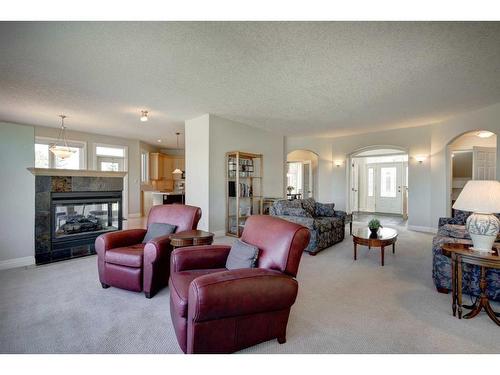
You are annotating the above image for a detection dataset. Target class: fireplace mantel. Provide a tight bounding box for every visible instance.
[28,168,127,178]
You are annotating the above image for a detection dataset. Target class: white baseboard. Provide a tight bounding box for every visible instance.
[0,256,35,270]
[128,213,142,218]
[407,225,437,234]
[213,230,226,238]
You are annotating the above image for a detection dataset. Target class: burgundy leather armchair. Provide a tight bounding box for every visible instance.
[169,215,310,353]
[96,204,201,298]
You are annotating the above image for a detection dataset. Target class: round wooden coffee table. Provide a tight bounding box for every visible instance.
[352,227,398,266]
[170,230,214,249]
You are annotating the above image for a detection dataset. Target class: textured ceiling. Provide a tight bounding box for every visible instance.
[1,22,500,147]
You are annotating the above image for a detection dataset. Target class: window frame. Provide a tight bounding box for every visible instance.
[35,136,87,169]
[141,150,149,183]
[92,143,127,169]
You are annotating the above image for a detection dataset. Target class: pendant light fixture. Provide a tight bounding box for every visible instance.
[172,132,183,175]
[476,130,494,138]
[49,115,75,160]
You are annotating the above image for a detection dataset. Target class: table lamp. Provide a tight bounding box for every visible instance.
[452,180,500,253]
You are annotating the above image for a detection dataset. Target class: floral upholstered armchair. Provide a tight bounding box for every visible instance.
[432,209,500,302]
[269,198,346,255]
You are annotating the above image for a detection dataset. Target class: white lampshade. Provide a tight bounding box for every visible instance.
[453,180,500,214]
[49,145,75,159]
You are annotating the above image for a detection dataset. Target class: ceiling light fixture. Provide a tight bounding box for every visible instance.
[140,110,149,122]
[157,139,162,143]
[415,155,426,164]
[172,132,183,175]
[49,115,76,160]
[477,130,494,138]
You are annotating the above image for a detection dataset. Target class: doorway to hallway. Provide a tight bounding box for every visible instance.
[286,150,319,199]
[349,148,408,217]
[448,130,497,216]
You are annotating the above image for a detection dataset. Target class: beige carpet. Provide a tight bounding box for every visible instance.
[1,222,499,354]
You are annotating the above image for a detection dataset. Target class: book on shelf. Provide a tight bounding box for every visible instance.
[227,181,253,197]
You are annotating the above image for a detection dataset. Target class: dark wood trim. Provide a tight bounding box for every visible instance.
[170,230,214,249]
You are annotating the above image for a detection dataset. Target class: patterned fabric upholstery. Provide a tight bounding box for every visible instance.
[270,198,345,254]
[438,209,500,228]
[281,207,312,217]
[438,224,471,239]
[432,216,500,302]
[302,198,316,217]
[315,202,335,217]
[270,199,302,216]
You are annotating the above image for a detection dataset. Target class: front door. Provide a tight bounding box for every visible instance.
[375,163,403,214]
[351,159,360,212]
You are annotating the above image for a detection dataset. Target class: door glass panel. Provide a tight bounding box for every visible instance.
[380,167,396,197]
[368,168,374,197]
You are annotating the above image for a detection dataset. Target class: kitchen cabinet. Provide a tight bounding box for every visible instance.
[163,157,175,178]
[149,152,164,180]
[149,152,185,189]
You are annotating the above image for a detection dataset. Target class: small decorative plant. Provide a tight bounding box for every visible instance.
[286,186,294,194]
[368,219,382,234]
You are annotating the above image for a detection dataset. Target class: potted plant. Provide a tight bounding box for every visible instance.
[368,219,382,236]
[286,186,294,194]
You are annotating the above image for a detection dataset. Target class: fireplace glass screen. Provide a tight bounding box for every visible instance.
[54,200,120,238]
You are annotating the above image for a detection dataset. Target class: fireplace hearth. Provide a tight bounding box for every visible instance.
[31,169,125,265]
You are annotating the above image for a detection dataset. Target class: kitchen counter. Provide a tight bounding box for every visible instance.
[143,190,186,216]
[151,191,185,195]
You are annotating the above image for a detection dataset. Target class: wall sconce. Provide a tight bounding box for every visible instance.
[334,160,343,168]
[140,110,149,122]
[415,155,426,164]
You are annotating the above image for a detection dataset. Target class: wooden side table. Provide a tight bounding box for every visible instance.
[352,227,398,266]
[441,243,500,326]
[170,230,214,249]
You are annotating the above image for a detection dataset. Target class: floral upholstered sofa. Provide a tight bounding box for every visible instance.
[269,198,346,255]
[432,209,500,302]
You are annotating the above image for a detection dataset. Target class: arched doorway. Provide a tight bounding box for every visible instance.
[447,130,497,216]
[286,150,319,200]
[347,146,409,220]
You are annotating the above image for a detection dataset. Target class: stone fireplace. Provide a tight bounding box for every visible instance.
[29,168,127,265]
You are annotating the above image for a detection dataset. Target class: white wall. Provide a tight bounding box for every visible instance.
[0,122,35,268]
[430,102,500,226]
[287,126,433,229]
[286,102,500,231]
[185,114,285,233]
[209,115,285,233]
[185,115,210,230]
